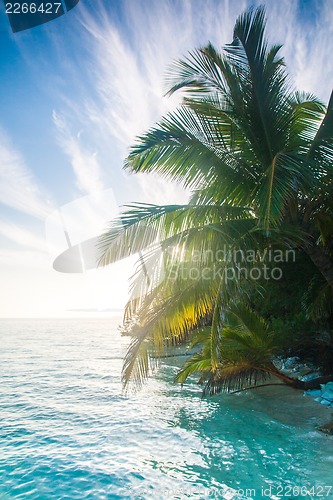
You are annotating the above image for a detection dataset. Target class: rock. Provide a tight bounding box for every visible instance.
[320,382,333,406]
[321,399,333,406]
[305,381,333,406]
[317,421,333,435]
[305,389,322,398]
[300,372,321,382]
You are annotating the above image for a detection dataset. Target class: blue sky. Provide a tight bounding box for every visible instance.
[0,0,332,317]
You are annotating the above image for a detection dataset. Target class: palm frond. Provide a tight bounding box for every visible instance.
[98,202,255,267]
[100,6,333,394]
[202,363,271,396]
[175,351,212,384]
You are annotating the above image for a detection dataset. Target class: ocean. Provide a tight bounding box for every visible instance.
[0,318,332,499]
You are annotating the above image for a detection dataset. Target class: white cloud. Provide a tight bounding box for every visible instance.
[264,0,333,103]
[75,0,240,149]
[0,220,47,252]
[54,0,333,180]
[0,128,54,219]
[52,111,104,194]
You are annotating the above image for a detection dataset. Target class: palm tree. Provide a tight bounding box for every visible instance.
[175,303,330,396]
[100,202,263,388]
[99,6,333,390]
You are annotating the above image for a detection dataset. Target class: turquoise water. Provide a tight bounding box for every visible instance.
[0,318,332,500]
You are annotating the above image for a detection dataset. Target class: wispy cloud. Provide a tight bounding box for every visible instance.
[15,0,333,198]
[75,0,240,149]
[264,0,333,103]
[52,111,104,195]
[77,5,176,147]
[0,128,54,219]
[0,220,47,251]
[53,0,333,163]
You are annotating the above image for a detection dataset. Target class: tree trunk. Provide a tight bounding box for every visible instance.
[276,373,306,389]
[303,243,333,291]
[233,375,333,394]
[265,367,306,389]
[270,368,332,390]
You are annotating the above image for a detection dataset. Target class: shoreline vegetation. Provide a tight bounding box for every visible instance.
[98,6,333,429]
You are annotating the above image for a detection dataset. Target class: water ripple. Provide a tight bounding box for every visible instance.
[0,318,332,499]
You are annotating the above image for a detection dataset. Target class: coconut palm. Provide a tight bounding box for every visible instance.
[175,303,301,395]
[99,6,333,389]
[175,302,331,395]
[122,6,333,283]
[100,201,273,389]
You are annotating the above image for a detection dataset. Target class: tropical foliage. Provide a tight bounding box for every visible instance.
[175,303,304,396]
[99,6,333,394]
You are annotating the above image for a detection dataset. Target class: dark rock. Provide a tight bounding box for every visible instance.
[317,421,333,435]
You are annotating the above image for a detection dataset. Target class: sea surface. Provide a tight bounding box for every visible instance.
[0,318,332,500]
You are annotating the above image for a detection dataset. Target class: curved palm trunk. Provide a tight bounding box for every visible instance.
[303,243,333,290]
[231,372,332,394]
[263,366,332,391]
[265,367,305,389]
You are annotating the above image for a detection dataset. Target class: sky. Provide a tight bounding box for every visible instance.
[0,0,332,317]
